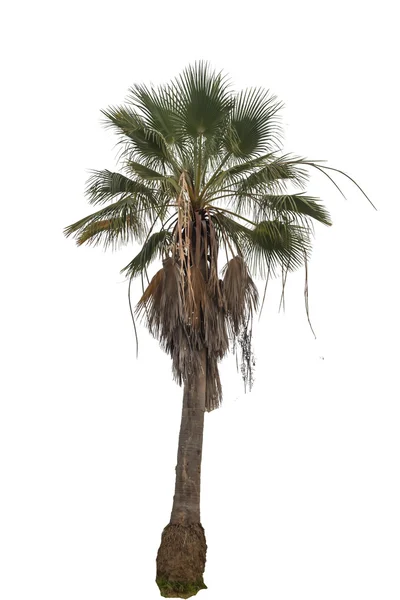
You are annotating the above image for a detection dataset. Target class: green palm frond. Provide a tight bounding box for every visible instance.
[246,220,312,278]
[85,170,157,205]
[254,194,332,227]
[175,61,233,139]
[72,218,134,247]
[127,161,169,181]
[121,230,174,278]
[205,155,309,208]
[128,82,184,146]
[101,106,178,170]
[224,88,283,158]
[301,161,377,210]
[220,153,276,180]
[200,125,230,179]
[211,209,311,278]
[236,156,309,194]
[64,196,154,248]
[201,153,274,200]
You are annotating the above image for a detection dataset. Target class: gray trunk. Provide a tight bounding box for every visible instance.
[170,350,206,525]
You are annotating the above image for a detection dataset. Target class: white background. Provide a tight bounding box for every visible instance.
[1,1,399,599]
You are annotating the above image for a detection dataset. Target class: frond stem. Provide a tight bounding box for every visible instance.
[209,206,257,227]
[198,152,231,203]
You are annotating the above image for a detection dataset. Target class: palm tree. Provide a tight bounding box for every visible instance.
[65,63,373,598]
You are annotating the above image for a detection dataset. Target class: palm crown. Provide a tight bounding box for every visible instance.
[65,62,367,410]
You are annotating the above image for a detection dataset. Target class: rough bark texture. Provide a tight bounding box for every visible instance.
[156,524,207,598]
[156,350,207,597]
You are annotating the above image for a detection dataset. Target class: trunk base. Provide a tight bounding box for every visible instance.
[156,523,207,598]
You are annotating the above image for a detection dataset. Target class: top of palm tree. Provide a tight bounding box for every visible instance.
[64,62,374,409]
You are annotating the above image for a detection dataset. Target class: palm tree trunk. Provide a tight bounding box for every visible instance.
[156,350,208,598]
[170,350,206,525]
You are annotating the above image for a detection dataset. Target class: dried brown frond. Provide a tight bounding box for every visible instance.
[77,220,111,245]
[222,256,258,391]
[137,221,258,410]
[222,256,259,335]
[136,257,182,341]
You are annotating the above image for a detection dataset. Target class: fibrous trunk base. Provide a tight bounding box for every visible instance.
[156,523,207,598]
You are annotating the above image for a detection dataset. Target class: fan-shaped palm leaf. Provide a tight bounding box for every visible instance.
[64,196,153,247]
[121,230,174,278]
[224,88,283,158]
[85,170,157,205]
[128,83,184,146]
[175,61,233,139]
[102,106,179,171]
[236,156,309,194]
[253,193,332,227]
[246,220,312,278]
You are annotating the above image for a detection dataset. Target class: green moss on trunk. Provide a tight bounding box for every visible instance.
[156,576,207,598]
